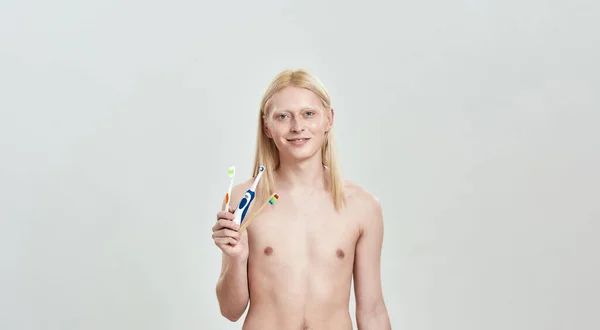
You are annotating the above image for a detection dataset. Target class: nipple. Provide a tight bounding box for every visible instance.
[264,246,273,255]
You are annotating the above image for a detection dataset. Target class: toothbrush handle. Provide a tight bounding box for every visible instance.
[238,200,269,233]
[233,190,255,225]
[238,193,278,233]
[221,193,228,212]
[223,192,230,212]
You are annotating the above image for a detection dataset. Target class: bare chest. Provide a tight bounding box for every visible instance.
[246,195,360,267]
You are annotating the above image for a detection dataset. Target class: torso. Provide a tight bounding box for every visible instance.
[241,182,363,330]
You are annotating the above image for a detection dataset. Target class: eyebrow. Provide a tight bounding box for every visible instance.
[273,107,319,113]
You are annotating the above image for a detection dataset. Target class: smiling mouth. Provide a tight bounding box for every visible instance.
[286,138,311,142]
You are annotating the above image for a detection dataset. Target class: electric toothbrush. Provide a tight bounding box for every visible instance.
[233,165,265,226]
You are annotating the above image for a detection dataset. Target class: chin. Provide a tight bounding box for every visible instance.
[289,150,316,161]
[283,145,321,161]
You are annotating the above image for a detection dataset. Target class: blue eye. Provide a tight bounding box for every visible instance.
[305,111,314,116]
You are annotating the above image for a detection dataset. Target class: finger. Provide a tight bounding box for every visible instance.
[212,218,230,231]
[216,211,234,221]
[214,237,237,246]
[212,219,240,232]
[216,210,235,221]
[212,229,240,240]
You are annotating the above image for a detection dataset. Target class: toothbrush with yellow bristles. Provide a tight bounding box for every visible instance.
[237,193,279,233]
[223,166,235,212]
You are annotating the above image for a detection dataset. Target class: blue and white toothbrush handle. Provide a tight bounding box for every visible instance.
[233,190,255,226]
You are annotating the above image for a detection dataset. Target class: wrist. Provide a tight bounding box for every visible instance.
[227,254,248,265]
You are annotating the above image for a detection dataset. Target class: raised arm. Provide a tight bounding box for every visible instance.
[353,196,391,329]
[213,181,252,321]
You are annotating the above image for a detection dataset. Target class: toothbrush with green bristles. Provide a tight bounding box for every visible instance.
[223,165,235,212]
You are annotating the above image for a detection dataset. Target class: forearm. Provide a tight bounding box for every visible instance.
[357,305,391,330]
[216,255,249,321]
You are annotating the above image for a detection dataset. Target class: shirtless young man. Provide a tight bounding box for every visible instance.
[212,69,391,330]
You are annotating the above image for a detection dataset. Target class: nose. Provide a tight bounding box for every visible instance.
[290,118,305,132]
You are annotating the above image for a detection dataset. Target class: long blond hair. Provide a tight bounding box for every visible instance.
[251,69,346,211]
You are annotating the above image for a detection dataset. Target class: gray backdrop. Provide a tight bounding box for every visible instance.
[1,0,599,329]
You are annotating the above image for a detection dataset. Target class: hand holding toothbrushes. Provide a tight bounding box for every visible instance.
[212,165,279,258]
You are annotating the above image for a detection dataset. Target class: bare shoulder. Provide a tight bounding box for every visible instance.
[342,180,383,223]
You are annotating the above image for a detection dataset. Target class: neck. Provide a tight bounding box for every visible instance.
[275,155,327,193]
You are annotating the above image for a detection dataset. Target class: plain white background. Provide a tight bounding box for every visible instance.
[1,0,599,329]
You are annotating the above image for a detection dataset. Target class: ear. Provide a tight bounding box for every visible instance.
[326,107,334,132]
[263,118,273,138]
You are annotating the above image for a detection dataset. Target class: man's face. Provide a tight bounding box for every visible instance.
[263,86,333,163]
